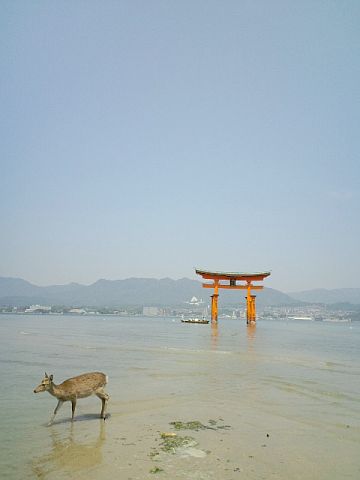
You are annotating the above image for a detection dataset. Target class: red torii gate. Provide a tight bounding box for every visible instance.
[195,269,271,324]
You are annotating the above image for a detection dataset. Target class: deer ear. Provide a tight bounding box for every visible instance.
[49,374,53,381]
[45,372,48,378]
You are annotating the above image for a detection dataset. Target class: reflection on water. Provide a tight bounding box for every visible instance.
[246,323,256,344]
[32,419,106,478]
[210,322,256,351]
[211,323,219,349]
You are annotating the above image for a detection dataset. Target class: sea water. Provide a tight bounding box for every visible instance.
[0,314,359,479]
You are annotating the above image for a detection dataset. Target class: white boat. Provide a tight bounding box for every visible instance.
[288,316,313,321]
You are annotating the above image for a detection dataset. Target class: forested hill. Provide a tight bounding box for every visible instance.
[0,276,296,307]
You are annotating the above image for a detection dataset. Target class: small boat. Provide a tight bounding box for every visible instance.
[181,317,209,324]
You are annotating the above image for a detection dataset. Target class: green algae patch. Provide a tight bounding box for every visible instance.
[160,434,198,454]
[150,466,164,474]
[169,420,207,431]
[150,418,230,461]
[169,419,231,431]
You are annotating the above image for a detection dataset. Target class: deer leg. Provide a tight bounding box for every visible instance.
[96,389,109,419]
[48,399,63,426]
[71,399,77,421]
[100,398,106,419]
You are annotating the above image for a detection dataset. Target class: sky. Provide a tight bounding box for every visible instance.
[1,0,359,292]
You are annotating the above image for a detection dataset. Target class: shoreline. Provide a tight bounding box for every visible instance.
[31,391,359,480]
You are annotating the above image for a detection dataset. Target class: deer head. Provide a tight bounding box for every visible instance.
[34,372,53,393]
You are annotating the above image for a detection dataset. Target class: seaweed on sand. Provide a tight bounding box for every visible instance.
[169,419,231,431]
[169,421,208,431]
[160,434,198,454]
[150,466,164,473]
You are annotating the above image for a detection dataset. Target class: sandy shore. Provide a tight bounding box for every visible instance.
[31,391,359,480]
[2,316,359,479]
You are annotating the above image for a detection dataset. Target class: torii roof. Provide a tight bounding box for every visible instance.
[195,269,271,281]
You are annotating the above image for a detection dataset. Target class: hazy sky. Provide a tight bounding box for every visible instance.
[1,1,359,291]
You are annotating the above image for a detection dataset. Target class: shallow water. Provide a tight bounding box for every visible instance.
[0,315,359,479]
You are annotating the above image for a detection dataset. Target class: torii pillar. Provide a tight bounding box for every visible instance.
[195,269,271,325]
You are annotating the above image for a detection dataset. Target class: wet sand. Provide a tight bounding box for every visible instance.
[1,315,359,479]
[31,390,359,480]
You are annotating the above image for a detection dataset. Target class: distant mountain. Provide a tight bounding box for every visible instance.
[0,276,297,307]
[288,288,360,305]
[0,277,43,297]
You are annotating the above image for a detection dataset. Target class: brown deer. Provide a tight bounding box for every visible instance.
[34,372,109,425]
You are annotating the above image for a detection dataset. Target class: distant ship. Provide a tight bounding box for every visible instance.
[288,316,313,321]
[181,317,209,324]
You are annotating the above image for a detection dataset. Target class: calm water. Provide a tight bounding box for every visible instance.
[0,314,359,479]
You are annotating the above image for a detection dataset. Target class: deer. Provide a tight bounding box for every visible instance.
[34,372,109,425]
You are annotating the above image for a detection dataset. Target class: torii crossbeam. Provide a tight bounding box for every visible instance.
[195,269,271,325]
